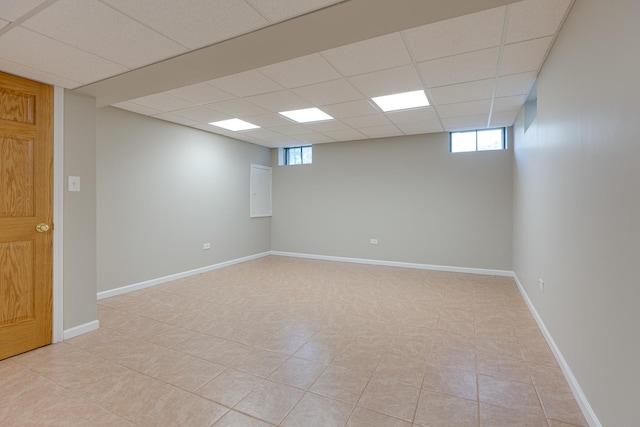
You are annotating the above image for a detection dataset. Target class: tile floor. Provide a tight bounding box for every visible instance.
[1,256,588,426]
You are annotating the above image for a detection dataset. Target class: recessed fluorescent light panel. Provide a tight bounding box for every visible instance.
[371,90,430,112]
[279,107,334,123]
[209,118,260,131]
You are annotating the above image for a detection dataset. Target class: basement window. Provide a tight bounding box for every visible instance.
[450,128,505,153]
[283,145,312,165]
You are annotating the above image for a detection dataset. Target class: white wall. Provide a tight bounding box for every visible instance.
[96,107,271,292]
[272,132,513,270]
[512,1,640,425]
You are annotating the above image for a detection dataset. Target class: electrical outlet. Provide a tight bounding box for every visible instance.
[203,243,211,250]
[370,238,378,245]
[539,279,544,292]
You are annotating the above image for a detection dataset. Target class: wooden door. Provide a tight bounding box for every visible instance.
[0,71,53,360]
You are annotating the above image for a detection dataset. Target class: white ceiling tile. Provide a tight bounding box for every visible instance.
[208,70,283,97]
[321,99,379,119]
[0,57,82,88]
[428,79,495,105]
[403,7,506,62]
[241,113,292,128]
[0,27,126,84]
[493,95,526,113]
[22,0,186,69]
[322,33,412,76]
[271,125,312,136]
[304,119,350,132]
[496,72,536,97]
[241,128,288,142]
[506,0,572,44]
[386,107,438,124]
[323,129,367,141]
[343,114,390,129]
[245,90,312,112]
[245,0,342,22]
[100,0,268,49]
[418,48,499,88]
[0,18,9,30]
[206,98,269,118]
[490,110,520,127]
[130,93,193,112]
[171,106,231,123]
[258,54,341,89]
[113,101,163,116]
[359,124,403,139]
[436,99,491,119]
[441,114,489,131]
[500,37,553,76]
[348,65,423,98]
[293,79,363,106]
[152,112,199,127]
[0,0,47,21]
[396,120,443,135]
[291,132,334,144]
[166,83,234,105]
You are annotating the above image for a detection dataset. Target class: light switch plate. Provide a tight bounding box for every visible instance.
[68,176,80,192]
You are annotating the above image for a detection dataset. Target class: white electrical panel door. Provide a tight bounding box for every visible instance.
[250,164,272,218]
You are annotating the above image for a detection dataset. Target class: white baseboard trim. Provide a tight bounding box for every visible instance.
[270,251,514,277]
[97,252,271,300]
[63,320,99,340]
[512,274,601,427]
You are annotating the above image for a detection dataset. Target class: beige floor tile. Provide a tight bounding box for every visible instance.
[422,363,478,400]
[195,369,263,407]
[231,348,288,378]
[310,365,371,404]
[479,403,548,427]
[213,410,276,426]
[156,355,226,391]
[346,407,411,427]
[282,393,353,427]
[537,385,588,426]
[235,380,304,425]
[478,375,544,416]
[268,356,326,389]
[137,394,228,427]
[357,378,420,421]
[373,353,426,387]
[476,350,532,384]
[414,391,479,427]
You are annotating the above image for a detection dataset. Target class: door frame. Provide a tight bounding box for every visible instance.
[52,86,64,343]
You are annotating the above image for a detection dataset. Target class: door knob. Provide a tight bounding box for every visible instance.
[35,223,50,233]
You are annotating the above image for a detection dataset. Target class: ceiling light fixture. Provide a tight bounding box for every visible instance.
[209,118,260,131]
[371,90,430,112]
[279,107,334,123]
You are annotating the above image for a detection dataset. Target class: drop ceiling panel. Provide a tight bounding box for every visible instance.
[304,119,351,132]
[113,101,163,116]
[245,0,343,23]
[293,79,363,106]
[130,93,193,112]
[271,125,312,136]
[152,112,199,127]
[386,107,437,124]
[348,64,423,98]
[322,33,412,76]
[359,124,403,139]
[500,37,553,76]
[246,90,312,112]
[208,70,283,98]
[100,0,268,49]
[291,132,334,144]
[343,114,390,129]
[506,0,572,44]
[490,110,520,127]
[0,27,126,85]
[428,79,495,105]
[436,99,491,119]
[22,0,187,69]
[402,6,505,62]
[441,114,489,131]
[493,94,527,113]
[321,99,379,119]
[258,54,342,89]
[0,18,8,30]
[166,83,234,105]
[206,98,269,118]
[323,129,367,141]
[171,106,230,123]
[241,113,293,128]
[495,72,536,97]
[396,119,443,135]
[418,47,499,88]
[0,0,47,21]
[0,57,82,88]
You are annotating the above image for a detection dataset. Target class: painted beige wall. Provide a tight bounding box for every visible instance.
[272,133,513,270]
[96,107,271,292]
[512,1,640,425]
[63,91,97,329]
